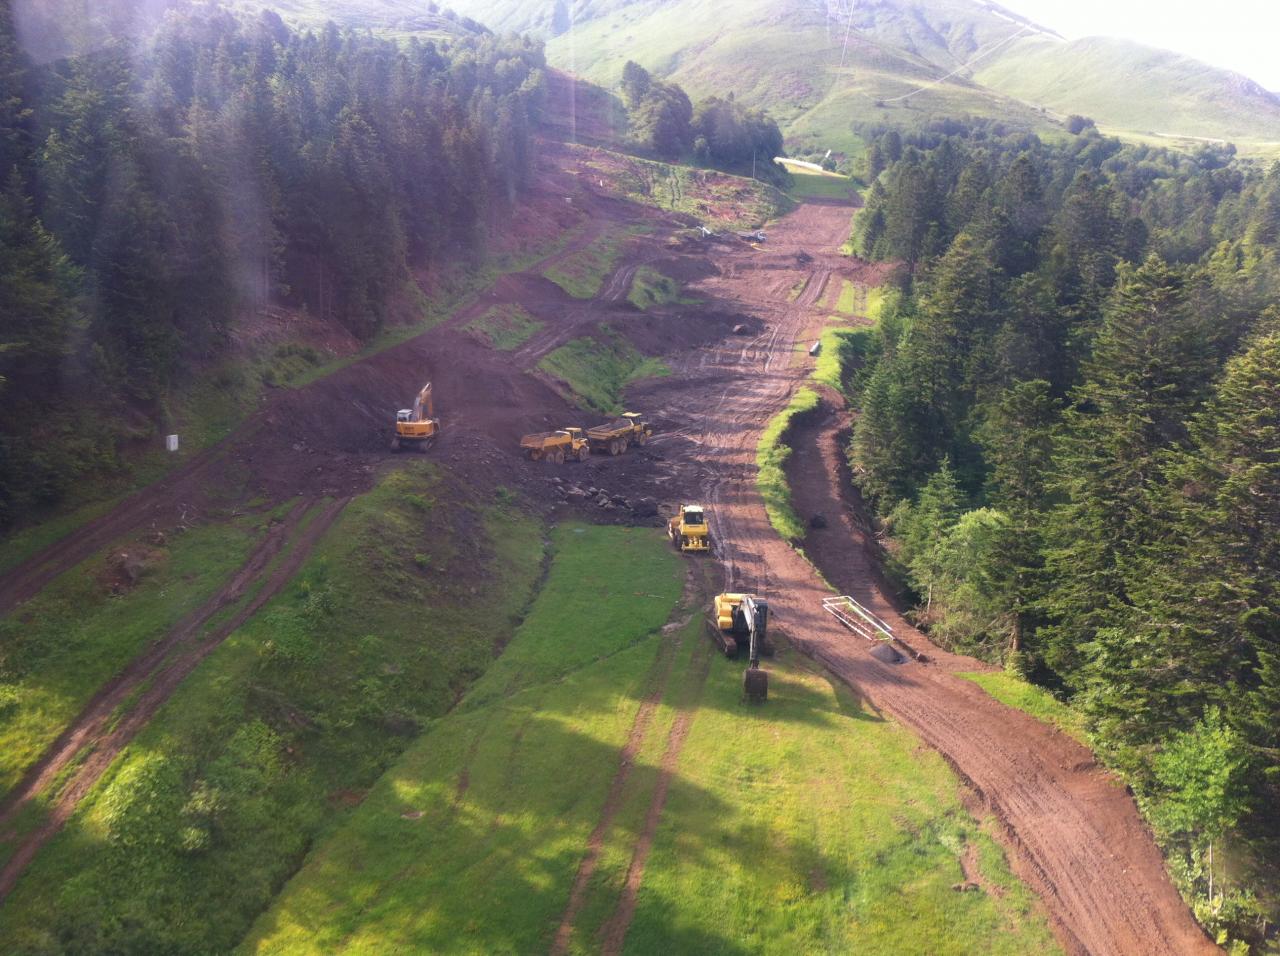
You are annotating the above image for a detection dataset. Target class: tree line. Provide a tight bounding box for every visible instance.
[0,5,546,525]
[619,60,785,183]
[847,119,1280,945]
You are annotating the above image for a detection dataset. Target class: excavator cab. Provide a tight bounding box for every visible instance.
[393,383,440,452]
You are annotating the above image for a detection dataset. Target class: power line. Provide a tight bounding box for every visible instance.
[883,24,1033,103]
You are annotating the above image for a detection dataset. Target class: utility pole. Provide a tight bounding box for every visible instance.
[752,148,756,181]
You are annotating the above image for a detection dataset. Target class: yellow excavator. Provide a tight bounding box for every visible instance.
[667,504,710,552]
[711,593,770,703]
[392,383,439,452]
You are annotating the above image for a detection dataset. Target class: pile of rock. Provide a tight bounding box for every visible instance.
[548,477,660,520]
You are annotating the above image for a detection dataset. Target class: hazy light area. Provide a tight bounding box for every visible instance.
[1004,0,1280,90]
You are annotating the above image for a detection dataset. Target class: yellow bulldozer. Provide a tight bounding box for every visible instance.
[392,383,439,452]
[667,504,710,552]
[711,593,770,703]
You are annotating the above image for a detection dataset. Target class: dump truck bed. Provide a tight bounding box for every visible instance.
[520,431,571,449]
[585,419,633,441]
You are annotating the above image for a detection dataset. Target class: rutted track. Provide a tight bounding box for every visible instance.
[640,202,1217,956]
[0,496,349,903]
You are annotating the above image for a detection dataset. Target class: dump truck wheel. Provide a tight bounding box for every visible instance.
[636,431,647,445]
[551,448,565,464]
[528,449,542,462]
[576,446,589,462]
[391,437,401,452]
[743,668,768,704]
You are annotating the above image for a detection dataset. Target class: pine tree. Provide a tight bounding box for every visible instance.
[1039,255,1212,680]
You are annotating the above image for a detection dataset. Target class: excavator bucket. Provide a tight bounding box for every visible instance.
[743,666,768,703]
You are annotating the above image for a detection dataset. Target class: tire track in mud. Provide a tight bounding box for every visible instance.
[598,633,713,956]
[0,500,315,831]
[549,570,698,956]
[647,202,1216,956]
[0,496,349,904]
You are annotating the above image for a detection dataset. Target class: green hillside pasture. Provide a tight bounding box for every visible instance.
[976,36,1280,145]
[0,464,544,954]
[464,303,543,350]
[539,328,669,414]
[244,523,1058,955]
[240,523,684,954]
[0,518,257,798]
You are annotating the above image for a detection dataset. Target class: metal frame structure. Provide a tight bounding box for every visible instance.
[822,595,895,643]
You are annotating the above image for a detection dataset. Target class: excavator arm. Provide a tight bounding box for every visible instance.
[742,596,768,669]
[412,383,434,422]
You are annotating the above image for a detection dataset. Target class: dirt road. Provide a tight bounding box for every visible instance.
[639,202,1216,955]
[0,143,1215,952]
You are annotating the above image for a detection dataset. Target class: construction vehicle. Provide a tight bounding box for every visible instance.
[711,593,770,703]
[392,383,439,452]
[667,504,710,552]
[586,412,652,456]
[520,427,590,463]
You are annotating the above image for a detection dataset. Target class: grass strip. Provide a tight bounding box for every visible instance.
[757,387,820,543]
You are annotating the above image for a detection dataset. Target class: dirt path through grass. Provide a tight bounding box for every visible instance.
[599,632,713,956]
[636,200,1217,956]
[0,497,349,902]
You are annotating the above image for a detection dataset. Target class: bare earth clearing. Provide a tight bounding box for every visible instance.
[0,145,1214,954]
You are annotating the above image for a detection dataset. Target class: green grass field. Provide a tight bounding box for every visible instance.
[243,523,1058,955]
[757,387,820,543]
[957,672,1089,747]
[464,303,543,350]
[538,328,669,414]
[787,171,858,201]
[0,518,258,797]
[0,465,545,954]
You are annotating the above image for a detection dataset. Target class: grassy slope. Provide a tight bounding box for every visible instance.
[244,524,1058,955]
[0,519,258,796]
[626,266,684,309]
[539,329,669,414]
[757,387,821,543]
[545,232,629,299]
[240,523,684,953]
[619,654,1057,956]
[0,464,545,954]
[464,303,543,350]
[977,36,1280,146]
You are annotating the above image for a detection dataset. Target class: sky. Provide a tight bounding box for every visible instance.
[1003,0,1280,90]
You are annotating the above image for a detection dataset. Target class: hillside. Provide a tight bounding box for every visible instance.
[437,0,1280,156]
[976,35,1280,144]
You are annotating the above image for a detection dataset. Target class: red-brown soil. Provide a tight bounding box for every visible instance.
[632,203,1217,956]
[0,143,1217,955]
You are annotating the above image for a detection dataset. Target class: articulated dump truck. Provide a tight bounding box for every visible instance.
[586,412,651,456]
[519,427,590,463]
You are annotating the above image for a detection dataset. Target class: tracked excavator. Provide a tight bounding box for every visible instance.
[712,593,769,703]
[392,383,439,452]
